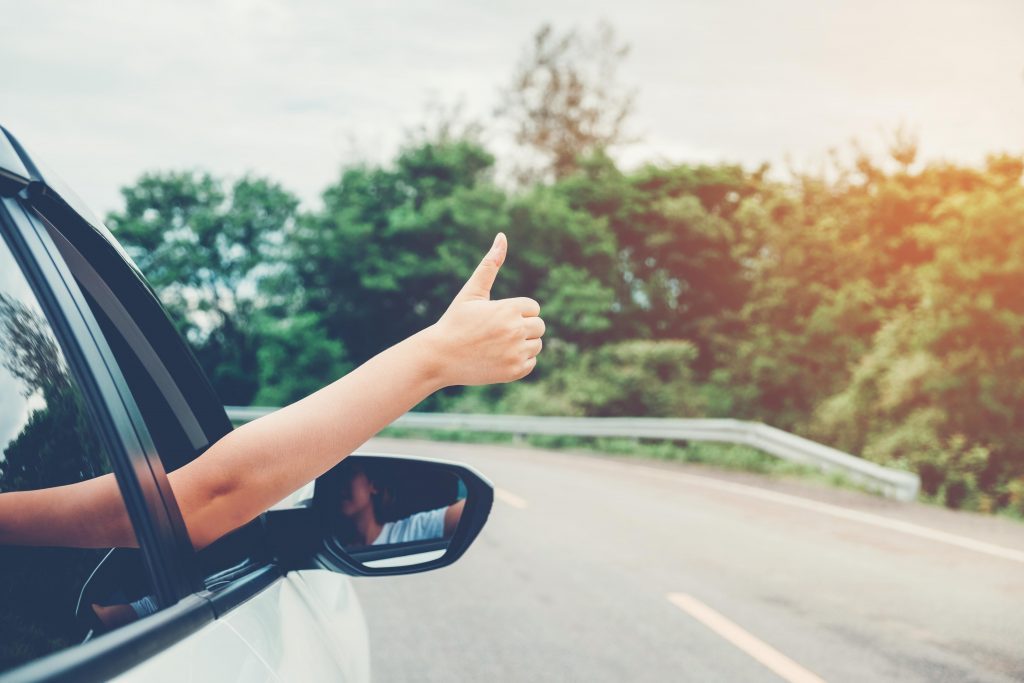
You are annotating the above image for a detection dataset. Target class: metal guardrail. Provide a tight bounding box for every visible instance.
[225,407,921,502]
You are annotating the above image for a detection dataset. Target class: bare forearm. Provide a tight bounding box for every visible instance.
[0,234,543,553]
[0,330,441,551]
[0,473,136,548]
[171,326,446,549]
[1,327,457,551]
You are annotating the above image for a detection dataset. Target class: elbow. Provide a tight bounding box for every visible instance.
[173,423,280,551]
[175,462,248,551]
[187,474,255,551]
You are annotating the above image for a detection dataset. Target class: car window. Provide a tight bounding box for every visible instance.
[61,239,271,591]
[0,232,158,675]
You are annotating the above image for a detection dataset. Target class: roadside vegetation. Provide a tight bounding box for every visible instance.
[108,24,1024,516]
[378,425,851,483]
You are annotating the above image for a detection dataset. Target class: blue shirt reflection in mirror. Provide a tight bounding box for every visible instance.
[373,506,447,545]
[329,459,466,550]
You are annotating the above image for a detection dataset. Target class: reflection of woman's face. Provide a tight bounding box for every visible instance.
[339,471,376,518]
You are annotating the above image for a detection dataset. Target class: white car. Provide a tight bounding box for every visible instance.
[0,126,493,683]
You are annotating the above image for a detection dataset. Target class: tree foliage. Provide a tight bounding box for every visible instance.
[498,340,706,418]
[104,27,1024,515]
[810,155,1024,511]
[109,142,1024,514]
[497,22,635,181]
[292,141,503,367]
[106,171,318,405]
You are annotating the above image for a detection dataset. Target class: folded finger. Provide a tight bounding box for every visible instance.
[516,355,538,379]
[525,338,543,358]
[502,296,541,317]
[524,317,546,339]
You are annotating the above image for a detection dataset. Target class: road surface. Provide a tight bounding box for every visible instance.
[351,438,1024,682]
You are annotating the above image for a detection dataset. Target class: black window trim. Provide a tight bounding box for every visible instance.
[35,206,280,596]
[0,595,214,683]
[0,565,285,683]
[0,128,289,682]
[44,224,210,451]
[1,196,196,599]
[0,196,226,683]
[23,186,279,572]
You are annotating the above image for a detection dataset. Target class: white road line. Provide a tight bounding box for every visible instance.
[620,463,1024,564]
[667,593,826,683]
[495,488,528,509]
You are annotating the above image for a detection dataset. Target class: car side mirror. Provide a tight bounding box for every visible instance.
[262,454,493,576]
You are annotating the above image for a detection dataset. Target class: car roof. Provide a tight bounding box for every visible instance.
[0,123,235,454]
[1,124,143,274]
[0,126,33,196]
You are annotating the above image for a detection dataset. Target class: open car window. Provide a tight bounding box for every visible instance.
[0,220,160,675]
[41,209,274,597]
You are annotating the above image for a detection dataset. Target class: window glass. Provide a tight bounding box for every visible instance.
[0,231,154,674]
[66,250,270,589]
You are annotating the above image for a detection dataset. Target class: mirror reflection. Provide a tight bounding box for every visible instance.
[316,458,467,568]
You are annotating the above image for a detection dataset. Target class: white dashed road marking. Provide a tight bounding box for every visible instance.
[667,593,826,683]
[494,488,528,509]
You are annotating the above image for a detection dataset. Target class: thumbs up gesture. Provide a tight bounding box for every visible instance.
[430,233,545,386]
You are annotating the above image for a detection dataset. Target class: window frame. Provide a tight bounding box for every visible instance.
[22,170,277,591]
[0,195,222,683]
[0,127,285,682]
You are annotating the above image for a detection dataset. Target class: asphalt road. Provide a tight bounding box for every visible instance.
[351,438,1024,683]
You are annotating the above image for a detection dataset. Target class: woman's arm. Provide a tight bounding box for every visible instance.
[0,233,544,551]
[444,499,466,537]
[0,474,135,548]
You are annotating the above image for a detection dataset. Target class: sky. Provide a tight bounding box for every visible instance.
[1,0,1022,216]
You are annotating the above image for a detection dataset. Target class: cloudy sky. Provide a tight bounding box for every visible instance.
[1,0,1022,215]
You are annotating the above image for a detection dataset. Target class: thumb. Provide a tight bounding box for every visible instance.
[456,233,507,301]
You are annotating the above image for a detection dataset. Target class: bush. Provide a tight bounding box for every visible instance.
[495,339,706,418]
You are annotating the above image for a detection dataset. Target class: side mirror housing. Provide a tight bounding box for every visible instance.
[262,454,493,576]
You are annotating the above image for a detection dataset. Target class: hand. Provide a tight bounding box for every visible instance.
[428,233,545,387]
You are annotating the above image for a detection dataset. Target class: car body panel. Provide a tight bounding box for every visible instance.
[108,572,369,683]
[284,572,371,682]
[107,616,277,683]
[226,573,370,683]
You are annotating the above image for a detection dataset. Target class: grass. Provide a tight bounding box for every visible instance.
[377,426,867,493]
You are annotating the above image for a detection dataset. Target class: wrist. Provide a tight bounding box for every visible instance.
[408,324,451,392]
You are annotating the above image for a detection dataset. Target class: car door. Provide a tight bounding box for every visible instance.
[0,127,369,683]
[0,182,215,682]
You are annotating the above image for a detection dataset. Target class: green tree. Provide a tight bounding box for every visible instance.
[557,154,767,369]
[812,155,1024,511]
[497,340,705,418]
[295,139,626,368]
[106,172,301,405]
[253,312,351,406]
[501,179,619,344]
[497,22,635,181]
[293,140,505,368]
